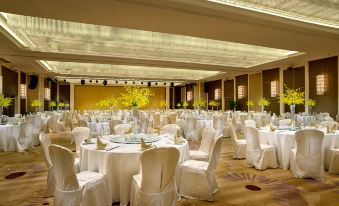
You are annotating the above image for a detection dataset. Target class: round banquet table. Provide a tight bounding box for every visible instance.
[0,124,21,152]
[80,134,189,206]
[258,127,339,170]
[87,121,110,135]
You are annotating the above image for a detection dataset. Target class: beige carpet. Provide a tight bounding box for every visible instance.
[0,133,338,206]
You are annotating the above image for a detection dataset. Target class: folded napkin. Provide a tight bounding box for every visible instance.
[174,130,181,144]
[96,136,108,150]
[141,138,153,151]
[270,124,276,132]
[127,127,132,134]
[327,124,337,134]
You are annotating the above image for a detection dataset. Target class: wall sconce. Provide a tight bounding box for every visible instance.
[316,74,328,95]
[270,81,278,97]
[214,88,221,100]
[44,88,51,100]
[237,85,246,99]
[20,84,26,99]
[186,91,193,101]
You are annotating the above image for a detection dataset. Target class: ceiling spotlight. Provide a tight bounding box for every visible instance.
[141,82,144,84]
[155,82,158,85]
[63,79,66,82]
[96,80,98,83]
[89,80,92,83]
[81,79,85,85]
[103,80,107,86]
[164,82,166,86]
[133,81,135,84]
[147,82,151,87]
[116,80,118,84]
[170,82,174,87]
[125,81,127,84]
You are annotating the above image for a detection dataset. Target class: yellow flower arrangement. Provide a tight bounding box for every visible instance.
[305,98,316,107]
[64,103,70,108]
[193,98,205,108]
[0,95,12,108]
[159,100,169,109]
[31,99,42,107]
[58,102,65,107]
[106,96,118,107]
[119,86,154,108]
[280,86,304,105]
[258,98,270,106]
[183,101,189,108]
[49,101,56,107]
[208,100,217,107]
[246,101,254,107]
[176,102,182,107]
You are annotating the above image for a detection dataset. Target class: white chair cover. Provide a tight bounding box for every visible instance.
[153,113,161,129]
[72,127,90,157]
[185,117,199,141]
[179,136,223,201]
[189,127,215,161]
[290,129,325,180]
[78,120,88,127]
[229,122,246,159]
[39,134,55,197]
[109,120,123,135]
[130,147,180,206]
[161,124,179,137]
[49,145,110,206]
[319,120,336,129]
[244,126,278,170]
[18,121,34,150]
[244,119,256,128]
[114,124,132,135]
[279,119,291,127]
[32,116,44,145]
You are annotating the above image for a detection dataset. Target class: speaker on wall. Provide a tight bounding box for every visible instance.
[28,75,38,89]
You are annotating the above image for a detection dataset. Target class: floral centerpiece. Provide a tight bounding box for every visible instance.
[193,98,205,109]
[58,102,65,110]
[160,100,169,110]
[258,98,270,113]
[31,99,42,113]
[182,101,189,109]
[305,98,316,114]
[64,103,70,110]
[246,101,254,111]
[280,86,305,128]
[49,101,56,111]
[176,102,182,109]
[0,95,12,123]
[209,100,219,110]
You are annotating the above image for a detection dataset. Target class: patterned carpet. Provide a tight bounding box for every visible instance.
[0,133,338,206]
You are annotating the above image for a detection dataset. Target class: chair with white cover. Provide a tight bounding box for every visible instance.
[130,147,180,206]
[161,124,180,137]
[179,136,223,201]
[153,113,161,129]
[290,129,325,180]
[213,115,222,136]
[18,121,34,150]
[329,149,339,174]
[185,117,199,141]
[32,116,44,145]
[109,120,123,134]
[244,119,256,128]
[77,119,88,127]
[229,122,246,159]
[279,119,291,127]
[49,145,109,206]
[114,124,132,135]
[169,112,178,124]
[319,120,336,129]
[244,126,278,170]
[72,127,90,158]
[46,116,63,133]
[189,127,215,161]
[39,134,55,197]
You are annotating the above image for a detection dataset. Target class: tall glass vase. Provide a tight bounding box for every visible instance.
[261,106,265,114]
[132,106,138,137]
[290,104,296,128]
[308,106,312,115]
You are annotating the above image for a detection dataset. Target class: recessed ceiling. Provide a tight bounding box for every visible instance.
[205,0,339,29]
[0,12,299,70]
[38,60,221,81]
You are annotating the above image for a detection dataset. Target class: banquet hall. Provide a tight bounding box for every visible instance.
[0,0,339,205]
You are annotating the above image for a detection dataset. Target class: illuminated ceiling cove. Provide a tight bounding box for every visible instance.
[0,12,299,69]
[206,0,339,29]
[38,60,221,81]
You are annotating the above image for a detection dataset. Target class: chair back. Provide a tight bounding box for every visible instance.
[49,145,79,191]
[109,120,123,134]
[19,121,33,139]
[72,127,90,153]
[295,129,324,158]
[169,112,177,124]
[320,120,336,129]
[114,124,132,135]
[77,119,88,127]
[228,122,238,143]
[185,117,197,130]
[279,119,291,127]
[244,119,256,127]
[39,134,52,168]
[140,147,179,193]
[153,113,161,129]
[161,124,179,137]
[243,126,261,151]
[207,136,223,171]
[199,127,215,154]
[213,115,221,130]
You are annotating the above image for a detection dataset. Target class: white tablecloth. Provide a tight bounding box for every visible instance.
[258,128,339,170]
[0,124,21,152]
[80,135,189,205]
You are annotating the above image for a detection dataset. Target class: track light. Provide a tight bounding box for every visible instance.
[96,80,98,83]
[125,81,127,84]
[147,82,151,87]
[89,80,92,83]
[170,82,174,87]
[141,82,144,84]
[133,81,135,84]
[164,82,166,86]
[116,80,118,84]
[63,79,66,82]
[103,80,107,86]
[155,82,158,85]
[81,79,85,85]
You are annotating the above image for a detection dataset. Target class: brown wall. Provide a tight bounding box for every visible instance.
[205,80,222,110]
[1,67,18,116]
[248,73,262,112]
[309,56,338,117]
[74,85,166,111]
[224,79,234,110]
[59,84,70,104]
[283,66,305,113]
[236,74,248,111]
[262,68,280,115]
[174,86,181,108]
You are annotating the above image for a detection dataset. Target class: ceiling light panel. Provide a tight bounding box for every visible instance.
[1,12,299,68]
[38,60,221,80]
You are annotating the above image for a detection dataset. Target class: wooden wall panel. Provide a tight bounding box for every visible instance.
[248,73,262,112]
[236,74,248,111]
[59,84,70,104]
[283,66,305,113]
[309,56,338,117]
[262,68,280,115]
[224,79,234,110]
[174,86,181,108]
[74,85,166,111]
[1,67,17,116]
[51,81,57,102]
[205,80,222,110]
